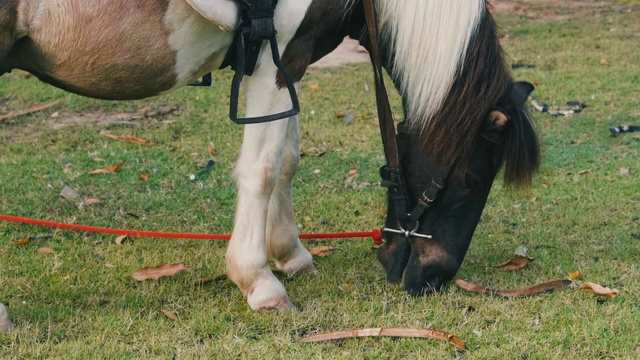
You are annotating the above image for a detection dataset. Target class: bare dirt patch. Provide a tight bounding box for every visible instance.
[492,0,637,21]
[310,38,369,68]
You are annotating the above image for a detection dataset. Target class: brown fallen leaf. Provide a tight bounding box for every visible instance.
[493,255,534,271]
[115,235,127,245]
[568,271,580,280]
[38,247,55,255]
[193,278,214,286]
[10,237,31,245]
[160,310,177,320]
[104,263,116,269]
[309,246,337,257]
[88,162,124,175]
[84,198,101,206]
[308,84,321,91]
[132,263,188,281]
[0,100,60,122]
[580,282,620,299]
[139,173,149,181]
[208,142,217,156]
[299,328,465,350]
[101,131,153,146]
[0,303,14,334]
[455,278,572,298]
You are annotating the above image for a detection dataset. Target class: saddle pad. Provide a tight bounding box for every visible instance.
[185,0,240,32]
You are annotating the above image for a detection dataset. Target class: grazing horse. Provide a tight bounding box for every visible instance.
[0,0,539,310]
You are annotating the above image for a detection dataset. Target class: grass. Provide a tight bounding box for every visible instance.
[1,2,640,359]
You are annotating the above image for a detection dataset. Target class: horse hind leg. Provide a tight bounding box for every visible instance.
[266,116,316,276]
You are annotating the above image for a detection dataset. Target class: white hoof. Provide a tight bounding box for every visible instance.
[247,281,295,312]
[274,249,317,276]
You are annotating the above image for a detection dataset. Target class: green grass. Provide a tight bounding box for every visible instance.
[2,3,640,359]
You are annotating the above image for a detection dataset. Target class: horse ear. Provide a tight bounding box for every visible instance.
[486,109,509,128]
[512,81,535,106]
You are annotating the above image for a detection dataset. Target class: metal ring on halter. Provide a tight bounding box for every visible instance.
[382,221,433,241]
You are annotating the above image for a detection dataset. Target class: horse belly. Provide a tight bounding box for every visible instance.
[18,0,234,100]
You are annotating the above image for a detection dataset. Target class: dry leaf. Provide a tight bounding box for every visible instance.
[139,173,149,181]
[568,271,580,280]
[299,328,465,350]
[193,278,214,286]
[309,246,336,257]
[87,168,111,175]
[455,278,572,298]
[208,142,217,156]
[160,310,177,320]
[84,198,101,206]
[0,304,13,334]
[10,237,31,245]
[101,131,153,146]
[105,263,116,269]
[580,282,620,299]
[0,100,60,122]
[115,235,127,245]
[308,84,321,91]
[493,255,534,271]
[38,247,55,255]
[60,185,80,203]
[88,162,124,175]
[107,162,125,172]
[132,263,188,281]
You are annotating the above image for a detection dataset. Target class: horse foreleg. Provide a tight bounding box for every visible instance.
[266,117,316,276]
[226,76,300,312]
[227,118,294,311]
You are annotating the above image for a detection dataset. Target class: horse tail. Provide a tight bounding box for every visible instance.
[377,1,513,170]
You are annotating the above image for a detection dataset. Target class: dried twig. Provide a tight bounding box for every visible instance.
[455,279,572,298]
[0,100,60,121]
[299,327,465,350]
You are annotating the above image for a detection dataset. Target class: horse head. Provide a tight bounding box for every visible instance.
[377,81,539,295]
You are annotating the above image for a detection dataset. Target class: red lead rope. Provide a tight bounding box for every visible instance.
[0,214,383,245]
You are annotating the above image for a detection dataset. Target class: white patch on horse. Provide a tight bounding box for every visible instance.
[185,0,240,32]
[165,0,235,88]
[377,0,484,130]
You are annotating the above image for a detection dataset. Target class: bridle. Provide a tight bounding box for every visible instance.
[362,0,450,242]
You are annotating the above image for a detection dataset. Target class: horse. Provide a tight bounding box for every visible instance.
[0,0,539,310]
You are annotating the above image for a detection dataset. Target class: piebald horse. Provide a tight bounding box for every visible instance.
[0,0,539,310]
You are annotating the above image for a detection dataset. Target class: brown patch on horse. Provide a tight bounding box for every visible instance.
[8,0,177,100]
[420,8,511,176]
[0,0,19,68]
